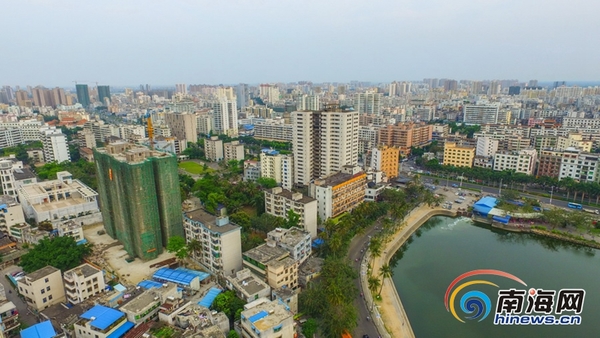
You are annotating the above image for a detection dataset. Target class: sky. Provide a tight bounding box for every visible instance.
[3,0,600,87]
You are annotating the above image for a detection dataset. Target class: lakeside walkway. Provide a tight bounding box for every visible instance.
[364,204,457,337]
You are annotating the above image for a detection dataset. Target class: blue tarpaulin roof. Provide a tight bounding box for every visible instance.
[114,284,127,292]
[77,238,88,245]
[198,287,222,308]
[312,238,324,248]
[473,197,498,217]
[249,310,269,323]
[80,305,125,330]
[138,280,164,289]
[261,148,279,155]
[106,321,134,338]
[492,215,511,224]
[153,267,197,286]
[20,320,56,338]
[175,267,210,281]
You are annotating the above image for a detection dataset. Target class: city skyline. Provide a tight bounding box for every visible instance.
[4,0,600,85]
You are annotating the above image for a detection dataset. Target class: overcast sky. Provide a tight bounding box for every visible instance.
[3,0,600,87]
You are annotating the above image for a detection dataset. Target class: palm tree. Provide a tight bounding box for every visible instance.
[187,239,202,259]
[368,238,382,272]
[378,264,393,296]
[368,275,381,296]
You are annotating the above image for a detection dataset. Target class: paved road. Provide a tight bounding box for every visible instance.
[349,223,381,338]
[1,266,38,326]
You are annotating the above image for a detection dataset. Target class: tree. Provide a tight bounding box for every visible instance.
[37,220,53,231]
[212,290,246,324]
[256,177,277,189]
[368,275,381,295]
[227,330,239,338]
[19,236,92,273]
[302,318,318,338]
[284,209,301,229]
[378,264,393,296]
[166,236,188,262]
[187,239,202,258]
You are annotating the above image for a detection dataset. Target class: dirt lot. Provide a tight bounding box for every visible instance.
[83,223,176,286]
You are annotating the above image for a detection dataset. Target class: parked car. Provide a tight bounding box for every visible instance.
[452,183,459,188]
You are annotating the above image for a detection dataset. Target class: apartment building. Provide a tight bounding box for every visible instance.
[240,299,294,338]
[18,171,101,226]
[556,134,592,152]
[378,122,432,156]
[224,141,245,161]
[196,109,213,135]
[226,269,271,303]
[77,129,97,149]
[443,142,475,168]
[0,128,23,148]
[537,149,563,178]
[204,136,224,161]
[63,263,105,304]
[253,119,293,142]
[462,104,501,125]
[40,126,70,163]
[473,156,494,169]
[358,125,380,155]
[120,283,178,325]
[292,106,359,186]
[476,137,499,157]
[0,299,19,336]
[211,99,238,137]
[354,92,382,114]
[260,150,282,183]
[0,195,25,237]
[563,117,600,129]
[267,227,311,264]
[183,208,242,276]
[431,124,450,140]
[370,145,400,179]
[74,305,134,338]
[0,156,37,197]
[164,112,198,144]
[501,136,532,152]
[309,165,367,221]
[559,148,600,183]
[242,244,298,290]
[244,160,261,182]
[264,187,317,238]
[17,266,65,311]
[0,119,43,142]
[281,155,293,191]
[493,149,538,175]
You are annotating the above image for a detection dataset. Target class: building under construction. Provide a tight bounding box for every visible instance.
[93,142,183,260]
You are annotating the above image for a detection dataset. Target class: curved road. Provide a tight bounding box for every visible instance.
[349,223,381,338]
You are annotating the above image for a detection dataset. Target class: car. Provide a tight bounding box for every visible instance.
[455,199,463,204]
[452,183,459,188]
[363,335,370,338]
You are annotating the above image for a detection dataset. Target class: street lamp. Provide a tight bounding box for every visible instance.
[549,186,554,205]
[460,172,464,188]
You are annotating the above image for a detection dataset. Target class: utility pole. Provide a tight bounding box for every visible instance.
[499,178,503,196]
[460,172,464,188]
[549,186,554,205]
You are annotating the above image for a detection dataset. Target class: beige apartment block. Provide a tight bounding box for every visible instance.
[63,263,105,304]
[18,266,65,311]
[224,141,245,161]
[264,187,317,238]
[204,136,224,161]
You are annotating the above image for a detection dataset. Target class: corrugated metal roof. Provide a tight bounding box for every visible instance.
[249,310,269,323]
[80,305,125,330]
[20,321,56,338]
[198,287,222,308]
[153,267,197,285]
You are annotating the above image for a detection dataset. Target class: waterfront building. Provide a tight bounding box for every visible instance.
[309,165,367,221]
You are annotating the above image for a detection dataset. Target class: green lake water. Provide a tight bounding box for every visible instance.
[390,216,600,338]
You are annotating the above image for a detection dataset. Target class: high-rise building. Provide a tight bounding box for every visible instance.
[476,137,499,157]
[40,126,70,163]
[463,104,501,125]
[15,90,30,107]
[51,87,67,106]
[292,105,359,187]
[370,145,400,179]
[378,122,433,156]
[175,83,187,95]
[204,136,224,161]
[97,85,111,105]
[164,112,198,144]
[31,87,49,107]
[211,99,238,137]
[236,83,249,109]
[94,142,184,260]
[297,95,320,111]
[76,84,91,108]
[354,92,381,114]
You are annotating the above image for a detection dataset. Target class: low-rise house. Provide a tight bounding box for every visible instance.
[17,266,65,311]
[226,269,271,303]
[73,305,134,338]
[239,298,294,338]
[63,263,105,304]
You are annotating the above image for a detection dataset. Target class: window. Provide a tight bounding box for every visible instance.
[43,297,47,303]
[44,278,49,283]
[48,295,53,300]
[46,286,51,291]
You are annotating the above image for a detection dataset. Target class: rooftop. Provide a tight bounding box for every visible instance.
[184,209,241,235]
[40,302,87,331]
[0,194,18,206]
[79,305,125,330]
[315,171,365,188]
[20,320,56,338]
[266,188,315,204]
[242,301,292,332]
[198,325,227,338]
[243,244,288,265]
[299,257,324,276]
[230,269,270,296]
[267,256,296,270]
[25,266,60,282]
[95,142,174,164]
[64,263,102,279]
[120,289,160,314]
[268,227,310,248]
[13,167,36,180]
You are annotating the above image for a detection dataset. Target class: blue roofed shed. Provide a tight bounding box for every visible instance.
[198,287,222,308]
[473,197,498,217]
[153,267,201,290]
[175,267,210,282]
[80,305,125,330]
[21,320,56,338]
[137,280,164,289]
[106,321,134,338]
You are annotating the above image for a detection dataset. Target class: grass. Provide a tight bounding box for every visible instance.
[178,161,214,175]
